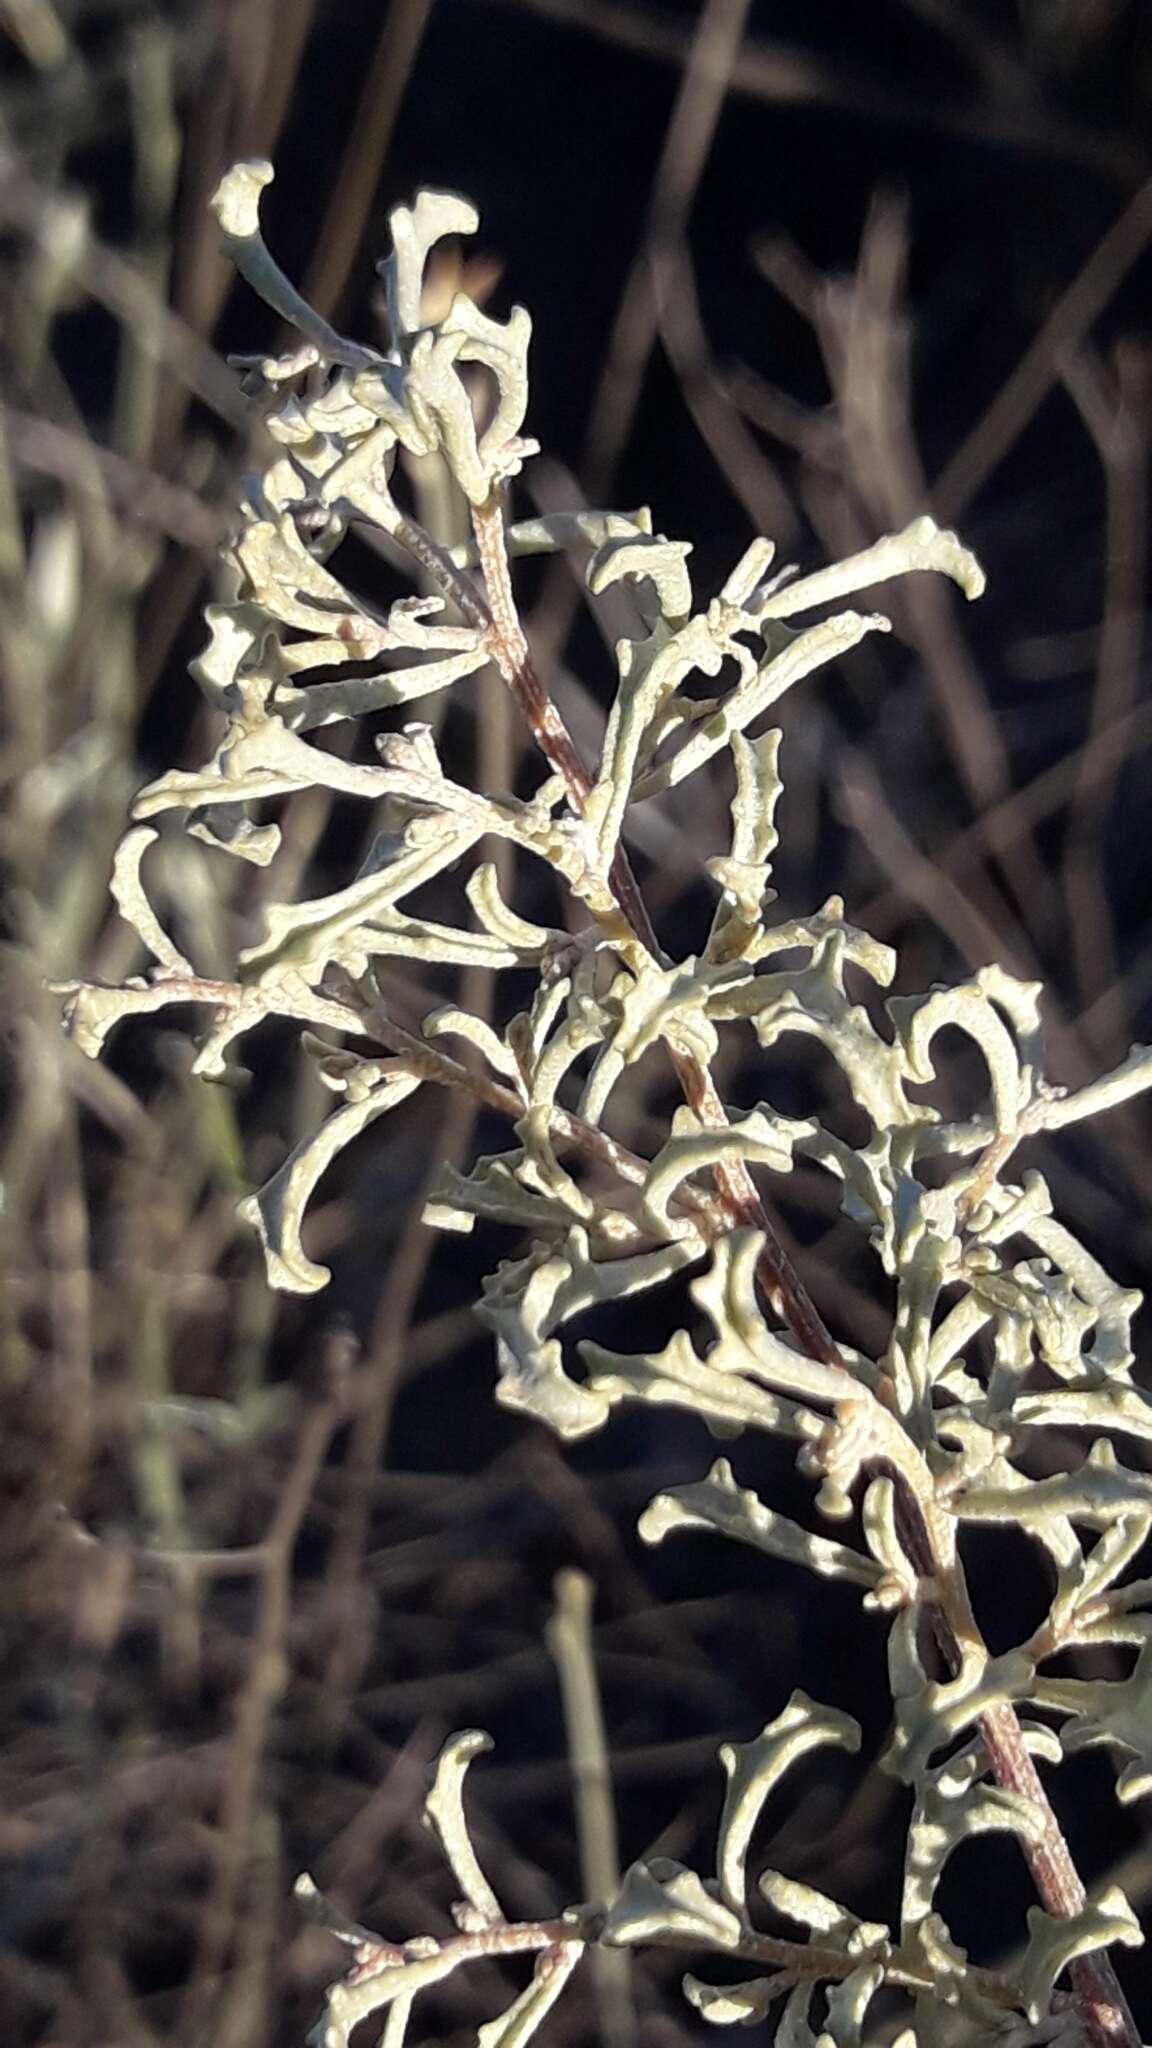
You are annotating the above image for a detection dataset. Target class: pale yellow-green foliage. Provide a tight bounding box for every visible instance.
[60,164,1152,2048]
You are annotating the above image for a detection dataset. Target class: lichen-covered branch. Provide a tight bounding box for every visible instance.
[58,163,1152,2048]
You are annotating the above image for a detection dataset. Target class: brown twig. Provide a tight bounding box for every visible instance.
[932,178,1152,521]
[650,233,793,540]
[580,0,756,510]
[1058,340,1150,1035]
[524,0,762,695]
[1,404,229,548]
[178,1359,347,2038]
[299,0,433,326]
[315,1030,493,1737]
[480,0,1149,188]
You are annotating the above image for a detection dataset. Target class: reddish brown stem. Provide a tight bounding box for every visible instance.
[891,1488,1137,2048]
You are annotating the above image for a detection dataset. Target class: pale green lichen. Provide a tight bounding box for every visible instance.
[58,167,1152,2048]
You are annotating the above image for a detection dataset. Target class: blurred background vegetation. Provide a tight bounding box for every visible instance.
[1,1,1150,2043]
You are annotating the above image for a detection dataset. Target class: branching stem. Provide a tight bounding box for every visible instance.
[459,484,1141,2048]
[468,488,840,1355]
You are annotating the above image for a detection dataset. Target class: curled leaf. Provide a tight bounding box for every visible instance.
[424,1732,502,1924]
[715,1692,860,1914]
[1018,1888,1142,2024]
[481,1232,702,1441]
[110,826,191,973]
[600,1861,742,1951]
[584,1327,804,1442]
[642,1109,808,1242]
[682,1974,777,2026]
[885,1622,1036,1788]
[238,1065,422,1292]
[640,1459,882,1592]
[1034,1634,1152,1804]
[755,517,984,619]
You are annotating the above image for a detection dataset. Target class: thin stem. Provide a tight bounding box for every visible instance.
[210,160,382,371]
[304,1887,1021,2012]
[179,1363,347,2038]
[889,1488,1138,2048]
[548,1570,634,2048]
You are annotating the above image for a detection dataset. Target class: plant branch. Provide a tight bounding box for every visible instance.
[889,1485,1139,2048]
[299,1877,1025,2015]
[467,487,842,1361]
[463,483,1141,2048]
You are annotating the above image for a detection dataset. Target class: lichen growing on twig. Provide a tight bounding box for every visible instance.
[59,161,1152,2048]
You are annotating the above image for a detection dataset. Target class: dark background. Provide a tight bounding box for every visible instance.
[2,2,1151,2043]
